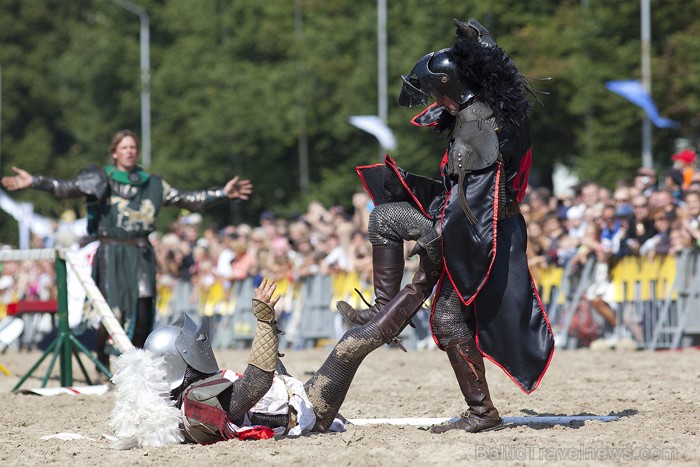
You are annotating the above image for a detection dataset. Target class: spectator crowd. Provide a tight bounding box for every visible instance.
[525,149,700,281]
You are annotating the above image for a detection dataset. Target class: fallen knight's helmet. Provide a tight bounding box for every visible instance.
[144,313,219,390]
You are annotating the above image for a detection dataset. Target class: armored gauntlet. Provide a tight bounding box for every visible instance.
[248,299,279,372]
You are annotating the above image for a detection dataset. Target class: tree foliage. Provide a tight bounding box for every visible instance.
[1,0,700,243]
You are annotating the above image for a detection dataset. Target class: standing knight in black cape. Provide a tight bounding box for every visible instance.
[337,18,555,433]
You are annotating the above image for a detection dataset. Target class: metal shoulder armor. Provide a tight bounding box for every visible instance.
[75,165,109,200]
[447,101,500,175]
[31,165,109,200]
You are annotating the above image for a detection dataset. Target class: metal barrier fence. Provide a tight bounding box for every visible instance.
[154,271,433,351]
[4,249,699,356]
[156,251,700,351]
[537,249,700,350]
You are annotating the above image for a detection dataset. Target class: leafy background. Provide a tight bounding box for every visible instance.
[1,0,699,242]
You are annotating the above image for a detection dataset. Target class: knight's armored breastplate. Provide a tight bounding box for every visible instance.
[181,375,234,444]
[446,101,500,177]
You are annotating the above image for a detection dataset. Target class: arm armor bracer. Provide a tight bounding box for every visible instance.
[31,165,108,200]
[31,175,83,199]
[161,180,228,211]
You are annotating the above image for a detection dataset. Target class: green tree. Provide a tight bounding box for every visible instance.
[2,0,700,245]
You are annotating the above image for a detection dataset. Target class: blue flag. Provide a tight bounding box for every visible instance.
[605,80,679,129]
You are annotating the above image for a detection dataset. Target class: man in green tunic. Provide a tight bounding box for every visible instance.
[1,129,253,371]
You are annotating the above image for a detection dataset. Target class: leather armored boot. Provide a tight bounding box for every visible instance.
[431,337,502,433]
[336,245,405,325]
[371,256,442,346]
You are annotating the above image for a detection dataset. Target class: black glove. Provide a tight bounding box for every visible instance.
[408,224,443,265]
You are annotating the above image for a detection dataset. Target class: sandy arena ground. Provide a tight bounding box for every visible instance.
[0,344,698,466]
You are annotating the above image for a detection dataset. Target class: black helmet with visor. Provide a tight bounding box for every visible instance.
[398,48,475,108]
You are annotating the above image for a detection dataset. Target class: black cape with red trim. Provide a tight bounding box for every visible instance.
[357,153,554,394]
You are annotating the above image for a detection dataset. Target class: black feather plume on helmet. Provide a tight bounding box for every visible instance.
[450,27,533,128]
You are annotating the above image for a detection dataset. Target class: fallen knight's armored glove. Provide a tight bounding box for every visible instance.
[248,299,279,372]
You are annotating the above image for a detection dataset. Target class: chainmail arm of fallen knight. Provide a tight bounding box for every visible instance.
[171,364,278,428]
[219,365,277,425]
[221,295,282,425]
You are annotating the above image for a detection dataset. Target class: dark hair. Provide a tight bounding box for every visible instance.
[433,35,533,134]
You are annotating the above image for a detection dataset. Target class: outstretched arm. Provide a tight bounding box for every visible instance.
[224,278,281,423]
[161,175,253,211]
[248,277,281,371]
[1,165,85,198]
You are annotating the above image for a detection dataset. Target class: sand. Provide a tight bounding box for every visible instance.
[0,344,698,466]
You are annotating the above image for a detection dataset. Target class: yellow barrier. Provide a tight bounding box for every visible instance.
[536,265,564,305]
[611,255,676,302]
[330,271,371,309]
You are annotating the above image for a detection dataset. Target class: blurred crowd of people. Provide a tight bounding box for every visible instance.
[521,149,700,347]
[524,149,700,281]
[149,193,388,307]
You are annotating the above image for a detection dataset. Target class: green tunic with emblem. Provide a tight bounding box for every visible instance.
[31,164,231,339]
[91,166,164,338]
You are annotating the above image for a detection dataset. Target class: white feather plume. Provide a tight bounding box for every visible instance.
[109,348,185,449]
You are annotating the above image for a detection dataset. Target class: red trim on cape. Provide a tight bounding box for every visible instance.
[439,148,449,172]
[513,147,532,203]
[384,155,432,218]
[442,163,501,308]
[473,271,555,395]
[428,165,554,393]
[355,162,385,205]
[357,154,433,218]
[429,165,501,348]
[410,103,440,127]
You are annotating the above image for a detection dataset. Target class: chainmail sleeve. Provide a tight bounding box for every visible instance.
[431,279,475,347]
[161,179,229,212]
[31,175,83,199]
[368,201,433,247]
[219,364,275,424]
